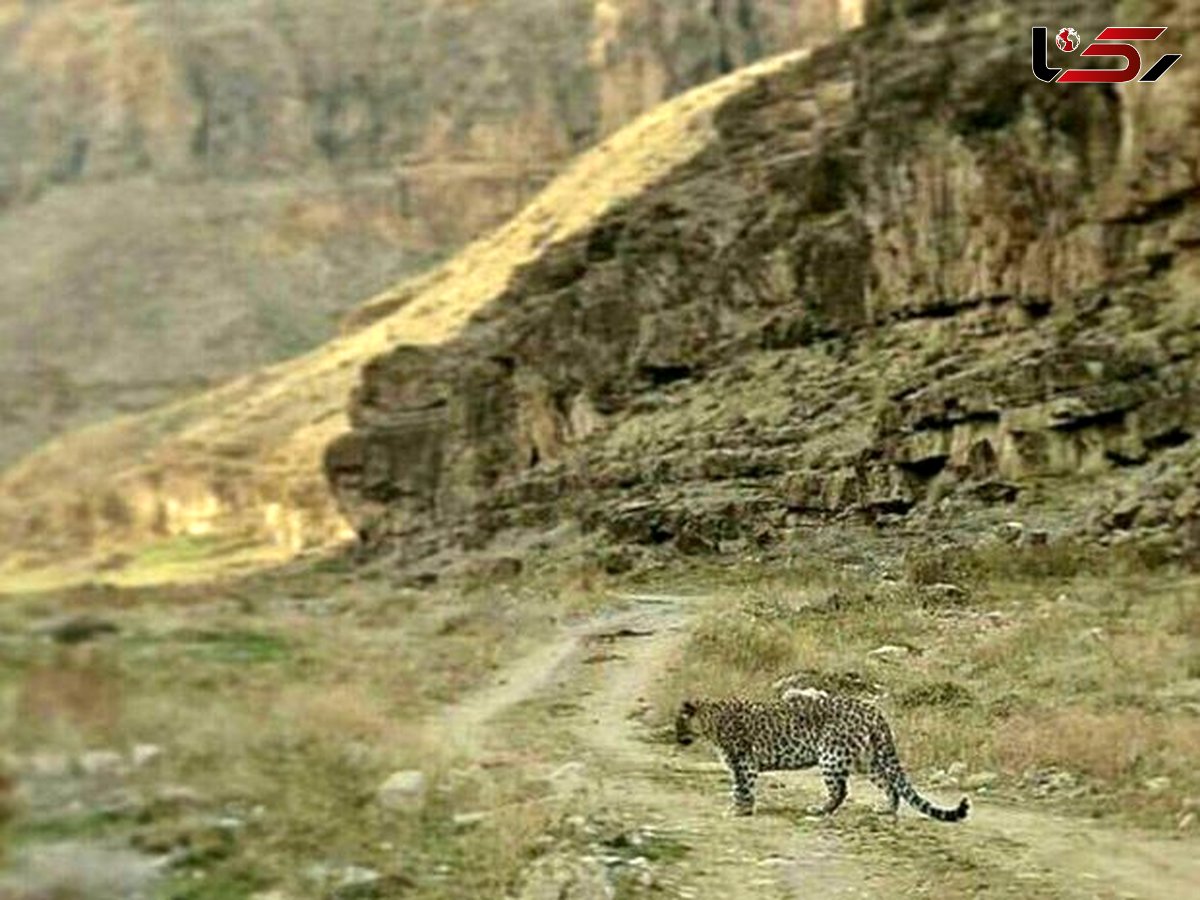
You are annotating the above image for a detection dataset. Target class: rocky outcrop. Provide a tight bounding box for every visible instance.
[0,55,784,567]
[3,0,1197,575]
[326,0,1200,566]
[0,0,855,469]
[2,0,851,208]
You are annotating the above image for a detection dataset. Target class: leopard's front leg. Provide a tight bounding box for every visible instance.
[724,752,758,816]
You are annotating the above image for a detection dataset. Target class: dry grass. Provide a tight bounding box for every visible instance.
[14,648,123,746]
[648,542,1200,828]
[0,561,611,898]
[994,709,1200,783]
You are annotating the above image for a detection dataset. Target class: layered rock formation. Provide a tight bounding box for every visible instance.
[326,0,1200,566]
[1,0,852,202]
[3,0,1196,577]
[1,0,853,468]
[0,56,792,568]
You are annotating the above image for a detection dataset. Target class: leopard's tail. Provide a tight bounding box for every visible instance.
[877,745,969,822]
[894,773,970,822]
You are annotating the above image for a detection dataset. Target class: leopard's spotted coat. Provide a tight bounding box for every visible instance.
[675,693,969,822]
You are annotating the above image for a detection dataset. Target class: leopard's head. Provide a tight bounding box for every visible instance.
[675,699,699,746]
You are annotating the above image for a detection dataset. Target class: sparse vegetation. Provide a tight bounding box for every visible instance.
[651,542,1200,828]
[0,563,610,898]
[2,539,1199,897]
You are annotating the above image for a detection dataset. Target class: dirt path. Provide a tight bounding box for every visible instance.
[562,596,881,898]
[977,806,1200,899]
[439,593,1200,899]
[435,625,586,752]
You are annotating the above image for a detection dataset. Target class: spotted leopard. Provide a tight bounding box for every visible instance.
[675,692,969,822]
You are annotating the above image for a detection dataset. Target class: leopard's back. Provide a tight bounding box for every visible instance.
[693,694,887,770]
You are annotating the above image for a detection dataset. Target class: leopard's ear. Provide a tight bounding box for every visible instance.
[680,699,697,715]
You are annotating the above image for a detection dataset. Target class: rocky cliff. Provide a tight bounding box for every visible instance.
[0,0,852,468]
[0,55,795,572]
[3,0,1196,580]
[325,0,1200,569]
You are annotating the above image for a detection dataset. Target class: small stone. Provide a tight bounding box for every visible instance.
[997,521,1025,543]
[867,644,911,660]
[332,866,383,900]
[923,582,968,605]
[1144,776,1172,794]
[27,752,71,778]
[963,771,999,790]
[452,811,489,829]
[1041,770,1077,792]
[154,785,205,808]
[548,761,587,793]
[79,750,125,776]
[759,856,790,867]
[1178,811,1196,831]
[377,770,427,811]
[305,863,334,883]
[131,744,163,768]
[946,761,968,777]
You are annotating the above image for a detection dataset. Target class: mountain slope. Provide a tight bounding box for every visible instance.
[4,0,1197,583]
[0,52,810,577]
[0,0,853,468]
[325,0,1200,567]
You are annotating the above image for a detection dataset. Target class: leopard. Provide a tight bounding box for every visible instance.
[674,692,969,822]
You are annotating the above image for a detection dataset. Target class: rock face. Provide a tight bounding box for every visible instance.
[0,57,782,565]
[1,0,850,205]
[326,0,1200,564]
[0,0,854,468]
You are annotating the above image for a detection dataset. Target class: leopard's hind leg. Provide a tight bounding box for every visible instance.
[807,747,849,816]
[868,765,900,815]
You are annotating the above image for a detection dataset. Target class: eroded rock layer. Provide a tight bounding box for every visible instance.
[0,0,853,468]
[326,0,1200,564]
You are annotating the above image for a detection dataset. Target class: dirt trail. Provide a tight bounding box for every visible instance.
[565,595,878,898]
[441,593,1200,899]
[977,806,1200,899]
[436,627,585,751]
